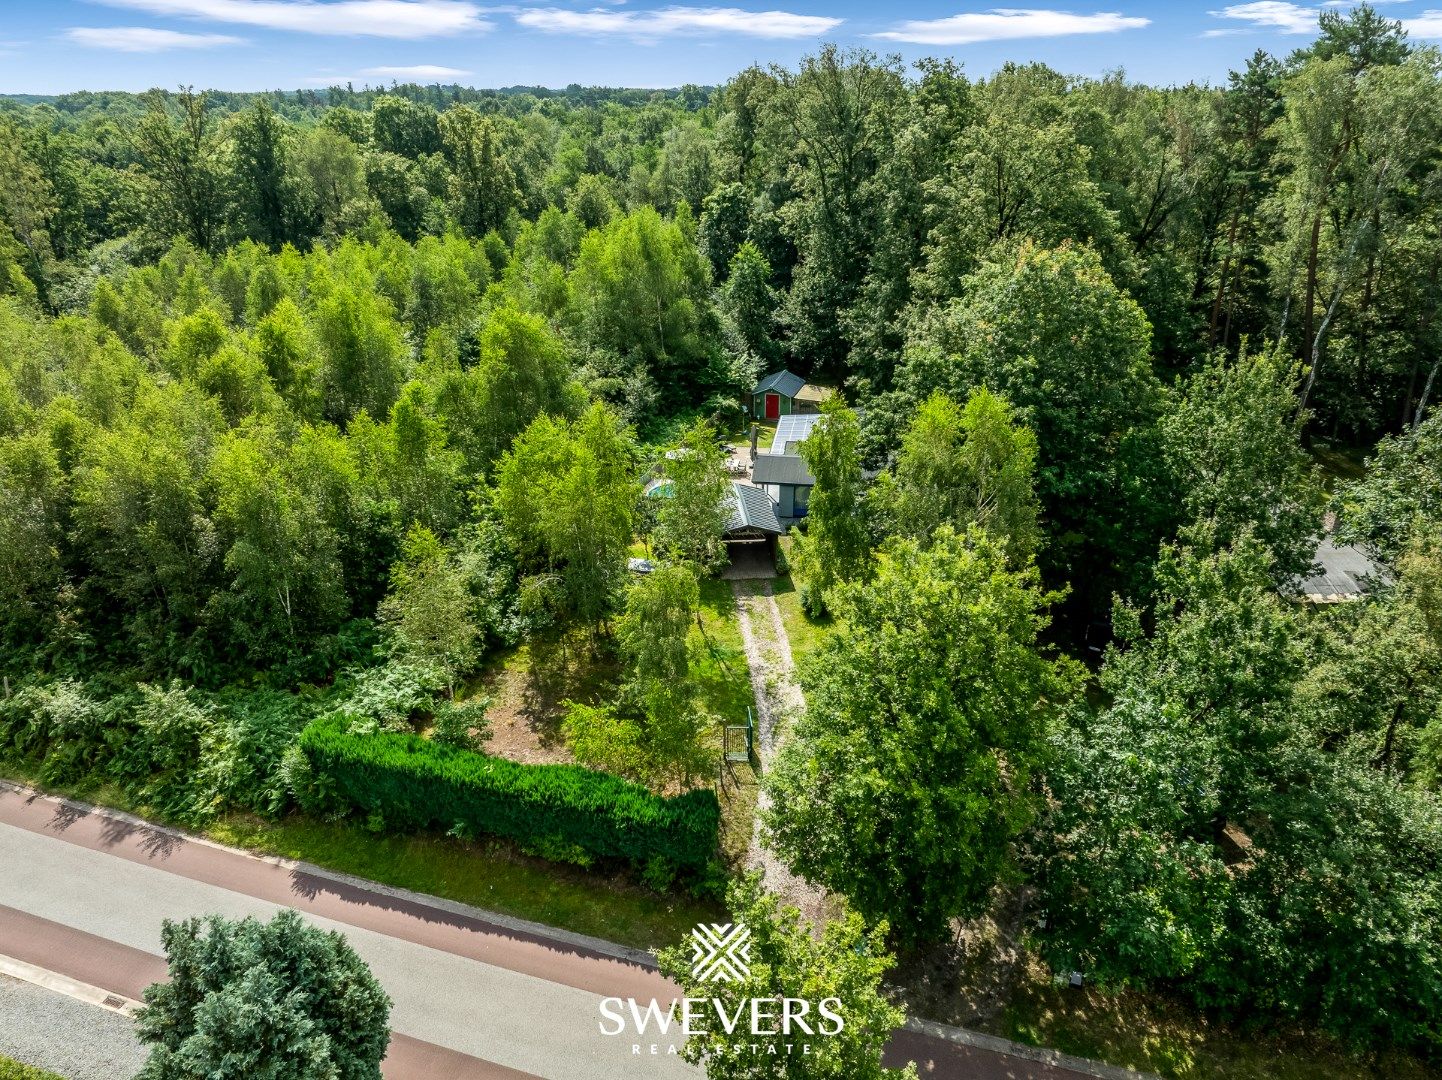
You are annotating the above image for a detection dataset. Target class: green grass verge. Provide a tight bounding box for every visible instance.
[0,1057,66,1080]
[771,540,832,668]
[210,814,718,951]
[0,761,718,954]
[727,421,776,451]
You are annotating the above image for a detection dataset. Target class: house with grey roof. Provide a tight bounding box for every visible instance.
[1295,538,1389,603]
[750,370,833,421]
[751,453,815,519]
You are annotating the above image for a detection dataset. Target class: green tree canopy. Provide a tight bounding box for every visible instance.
[1160,341,1325,582]
[377,523,479,695]
[871,388,1041,562]
[898,241,1164,596]
[766,526,1080,942]
[790,399,870,617]
[493,403,639,632]
[135,909,391,1080]
[654,419,731,572]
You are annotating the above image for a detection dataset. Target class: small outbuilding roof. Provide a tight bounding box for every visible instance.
[753,370,807,399]
[1295,538,1388,602]
[794,384,834,406]
[772,413,823,455]
[751,453,815,488]
[725,481,784,535]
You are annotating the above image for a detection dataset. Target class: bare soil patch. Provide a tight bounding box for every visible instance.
[466,636,622,766]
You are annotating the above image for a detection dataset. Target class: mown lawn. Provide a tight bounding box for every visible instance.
[210,814,717,952]
[726,420,776,452]
[772,538,833,668]
[695,577,757,724]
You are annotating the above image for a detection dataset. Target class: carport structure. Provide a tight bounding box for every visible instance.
[722,481,784,579]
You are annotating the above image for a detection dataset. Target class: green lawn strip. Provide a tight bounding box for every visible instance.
[716,760,760,870]
[210,815,717,951]
[0,1057,67,1080]
[694,577,757,724]
[728,421,777,452]
[770,572,830,667]
[997,979,1431,1080]
[0,760,718,954]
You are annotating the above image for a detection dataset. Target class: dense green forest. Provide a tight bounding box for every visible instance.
[2,3,1442,1072]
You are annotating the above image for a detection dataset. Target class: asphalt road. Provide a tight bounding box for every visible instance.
[0,785,1097,1080]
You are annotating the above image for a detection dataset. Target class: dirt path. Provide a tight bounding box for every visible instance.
[730,579,828,924]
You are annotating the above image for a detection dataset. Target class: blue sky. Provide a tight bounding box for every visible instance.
[1,1,1439,95]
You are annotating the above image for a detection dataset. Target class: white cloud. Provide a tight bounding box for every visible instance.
[1403,11,1442,37]
[363,63,471,76]
[90,0,490,39]
[65,25,244,50]
[874,8,1150,46]
[1211,2,1438,37]
[1207,2,1319,34]
[515,6,843,39]
[301,62,470,82]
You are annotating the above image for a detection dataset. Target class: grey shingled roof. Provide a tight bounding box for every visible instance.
[751,453,815,488]
[771,413,823,455]
[1295,539,1389,602]
[726,481,784,535]
[753,370,807,399]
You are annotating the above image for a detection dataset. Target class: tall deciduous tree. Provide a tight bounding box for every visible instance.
[767,46,906,380]
[1160,341,1325,582]
[567,207,722,410]
[1337,410,1442,562]
[229,99,297,250]
[210,427,348,655]
[133,89,224,252]
[439,106,519,237]
[900,241,1164,600]
[790,399,869,617]
[654,419,731,572]
[766,527,1080,942]
[871,388,1040,562]
[431,306,576,476]
[377,523,479,696]
[314,282,407,424]
[718,240,778,385]
[565,563,710,788]
[493,403,638,633]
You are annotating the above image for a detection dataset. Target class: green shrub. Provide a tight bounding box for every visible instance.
[0,1056,67,1080]
[296,715,719,870]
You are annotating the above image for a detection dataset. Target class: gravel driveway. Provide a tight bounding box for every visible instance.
[731,579,830,924]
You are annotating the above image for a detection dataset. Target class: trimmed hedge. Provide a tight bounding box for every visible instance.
[296,716,719,870]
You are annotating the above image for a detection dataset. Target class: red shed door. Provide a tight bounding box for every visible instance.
[765,393,780,420]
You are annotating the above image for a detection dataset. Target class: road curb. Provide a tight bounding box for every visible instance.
[904,1017,1161,1080]
[0,954,143,1018]
[0,779,657,971]
[1,780,1160,1080]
